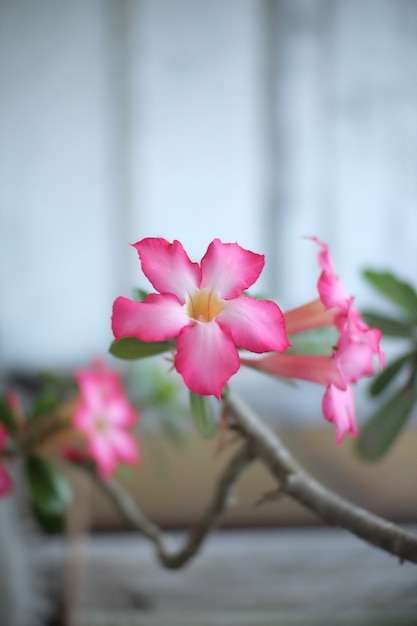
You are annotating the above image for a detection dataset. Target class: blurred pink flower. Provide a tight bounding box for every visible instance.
[112,238,290,398]
[73,360,139,479]
[0,423,12,496]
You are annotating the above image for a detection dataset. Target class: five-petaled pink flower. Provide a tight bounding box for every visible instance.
[73,360,139,479]
[242,237,384,443]
[112,238,290,399]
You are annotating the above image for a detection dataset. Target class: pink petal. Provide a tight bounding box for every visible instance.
[241,354,346,389]
[336,305,385,370]
[107,396,138,428]
[175,322,240,398]
[284,299,337,335]
[112,294,190,342]
[88,436,116,479]
[75,375,114,414]
[318,269,349,310]
[307,237,349,309]
[73,403,88,430]
[111,429,139,465]
[217,296,291,353]
[0,465,12,497]
[132,238,200,301]
[200,239,265,299]
[335,303,384,382]
[322,385,358,444]
[309,236,336,274]
[337,340,376,383]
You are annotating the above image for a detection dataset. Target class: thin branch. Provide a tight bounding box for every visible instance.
[223,389,417,566]
[86,440,255,569]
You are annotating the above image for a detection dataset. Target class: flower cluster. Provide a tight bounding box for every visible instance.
[73,359,140,478]
[242,238,384,443]
[111,236,383,443]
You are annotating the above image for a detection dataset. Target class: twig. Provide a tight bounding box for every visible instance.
[223,389,417,566]
[86,440,255,569]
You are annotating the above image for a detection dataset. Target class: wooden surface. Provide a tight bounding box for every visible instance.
[41,527,417,626]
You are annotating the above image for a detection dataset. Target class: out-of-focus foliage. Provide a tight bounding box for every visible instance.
[357,270,417,461]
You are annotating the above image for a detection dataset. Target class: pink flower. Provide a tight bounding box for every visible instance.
[0,424,12,497]
[73,360,139,479]
[112,238,290,399]
[242,237,384,443]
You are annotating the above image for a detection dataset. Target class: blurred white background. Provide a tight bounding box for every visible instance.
[1,0,417,382]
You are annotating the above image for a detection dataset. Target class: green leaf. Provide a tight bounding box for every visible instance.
[133,288,149,302]
[109,337,172,360]
[0,397,17,435]
[363,270,417,318]
[31,391,61,419]
[287,327,338,356]
[38,372,78,396]
[32,503,66,534]
[25,456,72,515]
[189,392,218,439]
[360,311,415,338]
[368,353,415,396]
[355,385,415,461]
[242,291,273,301]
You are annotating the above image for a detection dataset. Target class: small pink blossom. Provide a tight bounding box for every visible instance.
[242,238,384,443]
[0,423,12,497]
[112,238,290,399]
[73,360,139,479]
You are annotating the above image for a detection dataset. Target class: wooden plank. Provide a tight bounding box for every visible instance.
[42,527,417,625]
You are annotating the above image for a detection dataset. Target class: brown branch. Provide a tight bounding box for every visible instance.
[223,389,417,566]
[87,440,255,569]
[78,388,417,568]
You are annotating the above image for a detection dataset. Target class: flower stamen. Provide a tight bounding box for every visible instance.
[186,289,223,323]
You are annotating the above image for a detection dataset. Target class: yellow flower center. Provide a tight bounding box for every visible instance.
[94,415,109,434]
[186,289,223,323]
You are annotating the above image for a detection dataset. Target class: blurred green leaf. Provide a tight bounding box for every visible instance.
[189,392,218,439]
[31,391,61,419]
[110,337,172,360]
[38,372,78,394]
[133,288,149,302]
[32,502,66,534]
[363,270,417,318]
[0,397,17,435]
[361,312,415,338]
[242,291,273,301]
[287,327,338,356]
[157,412,187,444]
[368,353,415,396]
[356,385,415,461]
[25,456,72,515]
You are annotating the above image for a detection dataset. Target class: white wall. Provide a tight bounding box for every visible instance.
[0,0,125,369]
[1,0,417,386]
